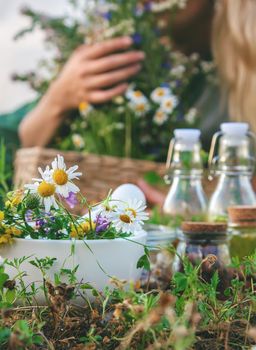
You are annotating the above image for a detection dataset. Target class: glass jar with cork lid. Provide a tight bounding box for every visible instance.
[228,206,256,259]
[172,222,232,297]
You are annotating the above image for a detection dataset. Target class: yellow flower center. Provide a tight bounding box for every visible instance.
[165,101,173,108]
[53,169,68,185]
[134,91,143,97]
[156,111,164,118]
[136,104,146,112]
[0,211,4,222]
[37,181,55,197]
[157,89,164,96]
[127,208,137,218]
[119,214,132,224]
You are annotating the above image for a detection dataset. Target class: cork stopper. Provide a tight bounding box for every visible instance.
[181,222,227,235]
[228,206,256,222]
[228,206,256,227]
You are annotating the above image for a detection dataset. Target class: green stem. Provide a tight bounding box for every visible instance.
[125,109,132,158]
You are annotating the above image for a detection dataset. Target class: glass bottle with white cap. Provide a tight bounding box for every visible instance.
[208,122,256,221]
[163,129,208,228]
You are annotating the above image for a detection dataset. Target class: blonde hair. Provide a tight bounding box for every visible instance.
[212,0,256,132]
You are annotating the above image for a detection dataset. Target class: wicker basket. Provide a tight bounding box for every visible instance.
[14,147,167,203]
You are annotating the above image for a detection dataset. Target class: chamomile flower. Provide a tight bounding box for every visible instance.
[153,109,169,125]
[79,101,93,118]
[151,87,171,104]
[25,181,58,213]
[91,200,118,220]
[50,155,82,198]
[126,89,146,103]
[111,199,148,234]
[129,98,150,117]
[160,95,178,114]
[72,134,85,149]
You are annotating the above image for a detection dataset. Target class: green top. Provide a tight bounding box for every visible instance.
[0,100,37,165]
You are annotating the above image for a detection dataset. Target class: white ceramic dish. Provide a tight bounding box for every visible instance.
[0,231,147,302]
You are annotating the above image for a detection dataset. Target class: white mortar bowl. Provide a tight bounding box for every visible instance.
[0,231,147,302]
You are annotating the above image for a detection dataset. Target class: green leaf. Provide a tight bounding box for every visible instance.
[32,334,43,345]
[210,271,219,291]
[0,327,11,345]
[173,272,188,292]
[80,283,93,290]
[5,289,16,304]
[137,254,150,271]
[0,272,9,290]
[143,171,164,185]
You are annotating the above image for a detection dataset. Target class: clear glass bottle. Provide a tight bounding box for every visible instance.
[173,222,231,298]
[228,206,256,259]
[208,123,256,221]
[163,129,208,228]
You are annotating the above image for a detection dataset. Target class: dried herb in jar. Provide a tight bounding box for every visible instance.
[173,222,232,299]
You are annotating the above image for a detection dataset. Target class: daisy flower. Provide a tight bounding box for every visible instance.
[160,95,178,114]
[150,87,171,104]
[79,101,93,118]
[153,109,169,125]
[25,180,58,213]
[129,98,150,117]
[50,155,82,198]
[126,89,147,103]
[72,134,85,149]
[91,200,118,220]
[111,199,148,234]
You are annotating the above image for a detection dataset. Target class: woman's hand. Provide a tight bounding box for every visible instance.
[19,36,145,147]
[51,36,145,112]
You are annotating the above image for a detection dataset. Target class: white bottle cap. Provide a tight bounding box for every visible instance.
[221,122,249,136]
[174,129,201,144]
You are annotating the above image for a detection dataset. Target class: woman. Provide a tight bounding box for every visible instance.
[213,0,256,132]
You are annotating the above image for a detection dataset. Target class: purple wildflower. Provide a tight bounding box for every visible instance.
[62,192,79,209]
[35,218,46,229]
[95,215,110,233]
[101,11,112,20]
[144,2,152,12]
[25,210,33,223]
[132,33,142,45]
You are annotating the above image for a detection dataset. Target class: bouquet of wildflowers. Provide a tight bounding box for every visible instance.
[0,155,148,244]
[14,0,214,161]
